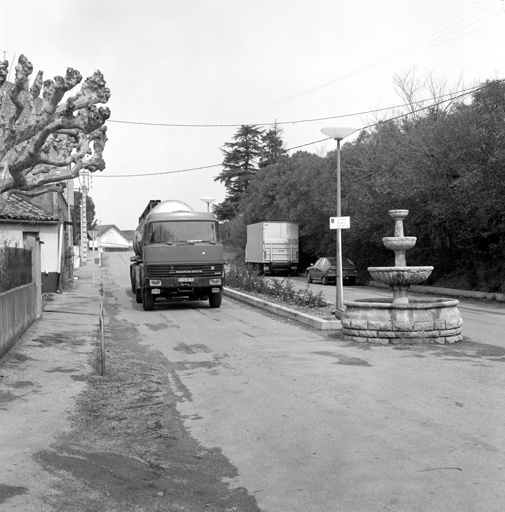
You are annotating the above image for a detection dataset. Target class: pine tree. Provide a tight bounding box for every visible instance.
[214,125,264,220]
[259,125,287,168]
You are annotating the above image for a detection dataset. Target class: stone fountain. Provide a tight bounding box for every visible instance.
[342,210,463,344]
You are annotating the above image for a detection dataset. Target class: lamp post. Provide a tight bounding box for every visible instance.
[321,126,357,316]
[201,196,216,212]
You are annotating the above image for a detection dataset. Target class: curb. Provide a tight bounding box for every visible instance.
[223,287,342,331]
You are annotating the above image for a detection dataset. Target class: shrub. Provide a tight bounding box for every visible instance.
[226,264,326,309]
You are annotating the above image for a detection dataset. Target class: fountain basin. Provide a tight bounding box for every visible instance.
[342,297,463,345]
[368,266,434,286]
[382,236,417,252]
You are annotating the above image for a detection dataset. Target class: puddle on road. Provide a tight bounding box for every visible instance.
[312,351,372,367]
[0,484,28,505]
[45,367,79,373]
[173,343,211,354]
[0,390,19,403]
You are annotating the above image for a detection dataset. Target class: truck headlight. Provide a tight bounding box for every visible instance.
[209,279,222,285]
[149,279,162,286]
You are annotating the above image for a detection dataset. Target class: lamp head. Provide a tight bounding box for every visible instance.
[321,127,357,141]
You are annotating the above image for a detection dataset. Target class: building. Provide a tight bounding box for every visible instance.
[0,188,74,293]
[89,224,130,252]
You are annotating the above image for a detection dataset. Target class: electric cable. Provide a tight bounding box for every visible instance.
[95,78,505,178]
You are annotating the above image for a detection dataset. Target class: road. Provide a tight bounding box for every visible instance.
[103,252,505,512]
[272,275,505,349]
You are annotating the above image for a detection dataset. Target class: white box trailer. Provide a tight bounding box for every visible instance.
[245,222,299,275]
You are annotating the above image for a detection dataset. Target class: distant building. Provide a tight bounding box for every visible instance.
[89,224,130,252]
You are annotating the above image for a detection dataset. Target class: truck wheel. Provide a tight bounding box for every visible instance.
[209,291,222,308]
[307,273,312,284]
[322,276,329,286]
[136,288,142,303]
[143,289,155,310]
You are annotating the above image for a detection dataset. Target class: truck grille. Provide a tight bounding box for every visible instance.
[147,264,224,278]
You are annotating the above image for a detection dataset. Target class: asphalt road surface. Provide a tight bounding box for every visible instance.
[104,252,505,512]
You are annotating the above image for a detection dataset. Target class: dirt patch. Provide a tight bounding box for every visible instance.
[36,273,262,512]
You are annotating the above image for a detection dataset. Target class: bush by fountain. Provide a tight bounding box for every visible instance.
[342,210,463,344]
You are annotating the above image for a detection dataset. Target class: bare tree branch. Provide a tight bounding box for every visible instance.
[0,55,110,213]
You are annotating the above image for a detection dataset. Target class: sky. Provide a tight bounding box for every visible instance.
[2,0,504,230]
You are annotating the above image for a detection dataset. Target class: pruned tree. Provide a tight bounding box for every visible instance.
[0,55,110,214]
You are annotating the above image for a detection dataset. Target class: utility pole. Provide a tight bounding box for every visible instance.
[80,170,89,265]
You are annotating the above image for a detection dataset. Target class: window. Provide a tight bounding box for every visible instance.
[148,221,221,243]
[23,231,39,248]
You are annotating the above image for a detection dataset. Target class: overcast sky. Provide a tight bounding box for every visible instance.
[2,0,504,230]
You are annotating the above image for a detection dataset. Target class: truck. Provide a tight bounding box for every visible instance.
[130,199,225,311]
[245,222,299,275]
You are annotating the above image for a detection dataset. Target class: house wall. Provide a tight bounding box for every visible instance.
[1,223,61,292]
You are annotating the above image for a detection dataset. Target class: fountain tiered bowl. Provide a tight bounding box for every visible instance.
[342,210,462,345]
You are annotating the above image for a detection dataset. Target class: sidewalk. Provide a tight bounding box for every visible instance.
[0,261,103,511]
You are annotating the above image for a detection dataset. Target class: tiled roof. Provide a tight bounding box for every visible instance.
[90,225,128,238]
[0,194,59,222]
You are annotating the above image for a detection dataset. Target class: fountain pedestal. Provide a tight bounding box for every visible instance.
[342,210,462,344]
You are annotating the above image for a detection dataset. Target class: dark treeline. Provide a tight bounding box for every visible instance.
[215,79,505,292]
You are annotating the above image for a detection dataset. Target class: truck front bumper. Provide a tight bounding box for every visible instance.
[146,277,223,288]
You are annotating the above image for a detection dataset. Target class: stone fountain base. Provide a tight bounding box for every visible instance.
[342,298,463,345]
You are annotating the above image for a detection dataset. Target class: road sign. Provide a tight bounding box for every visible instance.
[329,216,350,229]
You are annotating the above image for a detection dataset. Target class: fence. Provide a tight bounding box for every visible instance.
[0,246,33,293]
[99,302,105,376]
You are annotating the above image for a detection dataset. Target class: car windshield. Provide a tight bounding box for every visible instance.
[148,221,220,243]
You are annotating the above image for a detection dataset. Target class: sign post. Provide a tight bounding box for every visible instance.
[329,216,350,314]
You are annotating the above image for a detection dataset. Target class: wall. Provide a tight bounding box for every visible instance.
[1,223,61,292]
[0,283,37,359]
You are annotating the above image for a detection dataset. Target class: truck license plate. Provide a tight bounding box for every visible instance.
[178,277,194,283]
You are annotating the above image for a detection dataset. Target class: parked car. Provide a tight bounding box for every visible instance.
[305,257,358,285]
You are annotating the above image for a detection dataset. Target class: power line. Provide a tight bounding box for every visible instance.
[107,3,504,130]
[95,163,222,178]
[107,81,496,129]
[289,78,505,151]
[95,78,505,178]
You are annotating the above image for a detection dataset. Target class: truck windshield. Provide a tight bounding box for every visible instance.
[148,221,221,243]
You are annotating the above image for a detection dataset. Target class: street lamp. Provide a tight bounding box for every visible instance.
[321,126,357,316]
[201,196,216,212]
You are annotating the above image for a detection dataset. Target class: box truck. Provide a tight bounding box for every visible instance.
[245,222,299,275]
